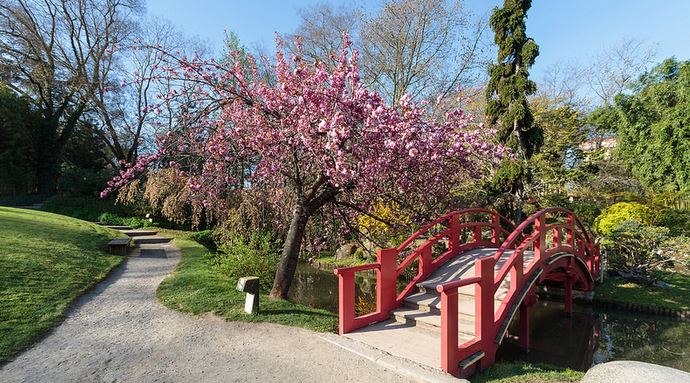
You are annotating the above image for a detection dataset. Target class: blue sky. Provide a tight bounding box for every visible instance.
[146,0,690,80]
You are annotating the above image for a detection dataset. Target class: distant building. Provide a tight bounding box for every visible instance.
[579,136,617,160]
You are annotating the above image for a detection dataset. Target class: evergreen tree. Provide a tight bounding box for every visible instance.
[485,0,542,221]
[614,58,690,192]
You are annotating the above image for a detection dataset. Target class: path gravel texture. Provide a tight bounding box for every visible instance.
[0,239,410,383]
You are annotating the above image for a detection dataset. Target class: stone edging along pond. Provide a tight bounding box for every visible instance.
[589,298,690,321]
[538,285,690,322]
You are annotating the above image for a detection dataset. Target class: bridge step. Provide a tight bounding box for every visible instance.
[404,291,503,317]
[459,351,485,370]
[391,307,476,335]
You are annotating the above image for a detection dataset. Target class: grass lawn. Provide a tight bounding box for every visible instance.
[0,207,123,362]
[473,362,584,383]
[156,235,337,332]
[595,271,690,311]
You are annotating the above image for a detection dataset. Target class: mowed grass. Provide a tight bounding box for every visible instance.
[157,236,337,332]
[0,207,123,362]
[595,271,690,311]
[473,362,584,383]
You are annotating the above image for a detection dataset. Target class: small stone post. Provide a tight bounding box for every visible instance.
[236,277,260,314]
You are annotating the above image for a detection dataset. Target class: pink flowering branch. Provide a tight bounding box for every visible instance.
[102,33,509,298]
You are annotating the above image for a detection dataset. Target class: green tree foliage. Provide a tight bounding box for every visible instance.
[530,96,586,194]
[486,0,542,159]
[485,0,542,221]
[612,58,690,191]
[0,86,40,194]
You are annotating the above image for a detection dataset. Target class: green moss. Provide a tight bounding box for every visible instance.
[473,362,584,383]
[0,207,123,362]
[596,271,690,311]
[157,236,337,332]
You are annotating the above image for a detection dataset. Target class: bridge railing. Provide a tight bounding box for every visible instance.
[334,208,514,335]
[436,207,600,375]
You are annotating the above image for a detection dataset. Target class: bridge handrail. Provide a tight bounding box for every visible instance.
[394,209,514,303]
[334,208,515,335]
[492,208,597,287]
[395,208,514,253]
[492,207,593,264]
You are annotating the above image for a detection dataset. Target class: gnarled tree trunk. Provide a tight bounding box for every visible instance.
[270,202,310,299]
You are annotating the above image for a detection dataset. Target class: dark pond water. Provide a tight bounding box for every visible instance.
[289,263,690,372]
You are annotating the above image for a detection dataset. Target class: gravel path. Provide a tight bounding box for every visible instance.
[0,239,410,383]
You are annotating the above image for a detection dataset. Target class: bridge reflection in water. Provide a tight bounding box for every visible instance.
[497,300,690,373]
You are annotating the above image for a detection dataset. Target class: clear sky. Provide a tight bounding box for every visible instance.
[146,0,690,80]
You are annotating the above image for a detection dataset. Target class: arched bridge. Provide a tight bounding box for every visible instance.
[334,207,600,378]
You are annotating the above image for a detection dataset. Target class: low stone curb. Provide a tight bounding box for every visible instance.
[538,285,690,321]
[590,298,690,321]
[319,333,466,383]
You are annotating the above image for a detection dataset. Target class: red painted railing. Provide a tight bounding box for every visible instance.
[334,208,514,335]
[436,208,600,375]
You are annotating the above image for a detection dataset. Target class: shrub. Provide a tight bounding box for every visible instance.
[97,212,152,228]
[660,236,690,273]
[658,209,690,237]
[57,167,114,197]
[188,230,217,252]
[594,202,654,236]
[357,201,412,243]
[212,231,281,290]
[42,195,134,221]
[600,220,669,279]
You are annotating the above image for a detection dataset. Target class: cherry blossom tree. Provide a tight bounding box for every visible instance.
[104,35,508,298]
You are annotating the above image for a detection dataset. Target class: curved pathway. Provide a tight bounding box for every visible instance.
[0,235,410,383]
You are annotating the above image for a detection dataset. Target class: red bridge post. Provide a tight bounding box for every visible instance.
[476,256,496,370]
[377,248,398,314]
[440,288,459,376]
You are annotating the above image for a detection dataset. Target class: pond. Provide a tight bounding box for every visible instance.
[289,262,690,372]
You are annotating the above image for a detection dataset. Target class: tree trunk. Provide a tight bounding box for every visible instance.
[35,121,60,196]
[36,160,59,196]
[270,202,310,299]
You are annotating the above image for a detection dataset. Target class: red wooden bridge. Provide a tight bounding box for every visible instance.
[334,207,600,378]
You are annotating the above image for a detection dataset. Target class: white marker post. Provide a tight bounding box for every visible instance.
[236,276,260,314]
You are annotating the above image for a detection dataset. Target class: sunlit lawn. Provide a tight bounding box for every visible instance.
[156,234,337,332]
[0,207,123,362]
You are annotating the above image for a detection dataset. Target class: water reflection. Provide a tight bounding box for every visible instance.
[498,300,690,372]
[289,263,690,373]
[288,262,377,313]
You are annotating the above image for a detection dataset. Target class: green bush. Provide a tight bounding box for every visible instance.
[660,236,690,272]
[600,220,669,279]
[658,209,690,237]
[57,167,114,197]
[97,212,152,228]
[188,230,217,252]
[212,231,281,290]
[594,202,654,236]
[532,193,607,228]
[42,195,134,221]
